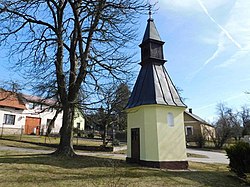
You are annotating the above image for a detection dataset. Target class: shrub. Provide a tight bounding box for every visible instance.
[87,133,94,139]
[226,141,250,178]
[115,131,127,142]
[73,128,85,137]
[196,135,205,148]
[112,139,120,146]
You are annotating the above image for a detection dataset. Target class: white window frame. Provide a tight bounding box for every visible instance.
[167,112,174,127]
[28,102,35,109]
[185,126,193,136]
[3,114,16,125]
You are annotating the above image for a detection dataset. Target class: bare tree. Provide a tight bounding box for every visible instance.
[0,1,147,157]
[209,103,234,149]
[94,83,127,146]
[0,81,22,101]
[97,86,115,146]
[111,83,130,130]
[240,106,250,136]
[229,111,242,141]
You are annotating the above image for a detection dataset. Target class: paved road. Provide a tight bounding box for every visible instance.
[0,145,229,164]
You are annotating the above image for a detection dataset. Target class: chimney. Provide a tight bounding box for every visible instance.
[189,108,192,114]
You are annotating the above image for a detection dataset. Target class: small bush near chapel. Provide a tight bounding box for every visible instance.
[226,141,250,178]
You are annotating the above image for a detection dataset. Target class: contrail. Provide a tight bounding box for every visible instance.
[197,0,242,49]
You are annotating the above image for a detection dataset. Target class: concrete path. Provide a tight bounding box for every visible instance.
[0,145,54,154]
[186,148,229,164]
[0,145,229,164]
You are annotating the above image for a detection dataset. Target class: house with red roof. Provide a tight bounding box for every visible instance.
[0,89,84,135]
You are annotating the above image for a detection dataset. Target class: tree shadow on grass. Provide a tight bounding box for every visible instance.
[0,153,125,168]
[0,137,113,152]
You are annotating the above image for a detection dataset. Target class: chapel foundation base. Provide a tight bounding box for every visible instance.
[126,157,188,170]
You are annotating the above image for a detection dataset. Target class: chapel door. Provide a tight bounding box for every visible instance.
[131,128,140,162]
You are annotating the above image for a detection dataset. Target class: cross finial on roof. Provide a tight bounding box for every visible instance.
[148,3,152,19]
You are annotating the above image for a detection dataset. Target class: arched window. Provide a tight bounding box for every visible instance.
[167,112,174,127]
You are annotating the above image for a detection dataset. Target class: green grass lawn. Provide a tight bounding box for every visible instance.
[0,150,249,187]
[0,135,249,186]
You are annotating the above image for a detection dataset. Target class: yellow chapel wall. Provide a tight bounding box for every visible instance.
[127,105,187,162]
[156,105,187,161]
[126,106,144,158]
[142,106,159,161]
[127,106,159,160]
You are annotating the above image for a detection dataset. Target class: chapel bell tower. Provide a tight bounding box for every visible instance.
[126,13,188,169]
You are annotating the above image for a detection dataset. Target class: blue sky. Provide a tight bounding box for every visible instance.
[0,0,250,122]
[137,0,250,122]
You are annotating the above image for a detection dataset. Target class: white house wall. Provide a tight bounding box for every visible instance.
[0,103,85,135]
[23,103,63,134]
[73,109,85,131]
[0,105,63,135]
[0,107,26,134]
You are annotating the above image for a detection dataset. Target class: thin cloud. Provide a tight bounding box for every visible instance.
[239,77,250,83]
[196,93,245,111]
[187,0,245,81]
[186,39,225,81]
[160,0,228,12]
[203,40,225,66]
[216,0,250,67]
[217,50,249,68]
[197,0,242,49]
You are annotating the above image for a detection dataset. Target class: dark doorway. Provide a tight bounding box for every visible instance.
[131,128,140,162]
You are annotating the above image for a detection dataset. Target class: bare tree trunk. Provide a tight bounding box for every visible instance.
[102,123,107,146]
[52,105,76,157]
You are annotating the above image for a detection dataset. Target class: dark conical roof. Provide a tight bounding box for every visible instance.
[126,17,186,109]
[126,64,186,108]
[142,18,162,42]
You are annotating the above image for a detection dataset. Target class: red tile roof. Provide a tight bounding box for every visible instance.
[0,91,26,110]
[21,93,57,106]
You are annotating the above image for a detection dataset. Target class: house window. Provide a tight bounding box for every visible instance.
[3,114,15,125]
[77,123,81,129]
[28,103,35,109]
[185,126,193,136]
[167,112,174,127]
[46,119,54,128]
[40,104,43,110]
[48,107,53,112]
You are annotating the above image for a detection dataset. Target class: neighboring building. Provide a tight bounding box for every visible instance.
[0,90,85,135]
[126,14,188,169]
[73,108,85,131]
[184,109,215,144]
[242,135,250,144]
